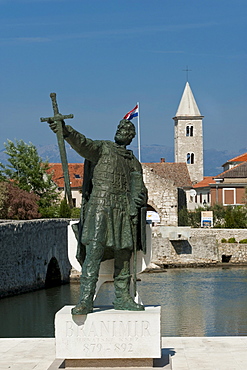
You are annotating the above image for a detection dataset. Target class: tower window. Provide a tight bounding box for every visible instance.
[187,152,194,164]
[186,125,193,137]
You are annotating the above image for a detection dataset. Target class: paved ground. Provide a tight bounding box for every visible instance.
[163,337,247,370]
[0,338,55,370]
[0,336,247,369]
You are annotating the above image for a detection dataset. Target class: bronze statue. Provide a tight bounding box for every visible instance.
[48,102,147,315]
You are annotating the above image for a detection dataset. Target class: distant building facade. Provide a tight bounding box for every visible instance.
[192,176,215,209]
[47,163,84,208]
[210,159,247,206]
[193,153,247,207]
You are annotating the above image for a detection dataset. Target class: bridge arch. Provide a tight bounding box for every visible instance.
[45,257,62,288]
[147,201,161,215]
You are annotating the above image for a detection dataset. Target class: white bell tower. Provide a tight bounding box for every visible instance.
[173,82,204,184]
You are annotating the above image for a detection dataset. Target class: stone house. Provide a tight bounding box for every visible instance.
[143,160,192,225]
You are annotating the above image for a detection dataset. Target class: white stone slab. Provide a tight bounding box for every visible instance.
[55,305,161,359]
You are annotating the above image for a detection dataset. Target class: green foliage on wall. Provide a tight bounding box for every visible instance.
[227,237,237,243]
[239,239,247,244]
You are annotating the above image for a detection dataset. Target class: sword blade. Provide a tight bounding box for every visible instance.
[55,122,73,208]
[50,92,59,115]
[50,93,73,208]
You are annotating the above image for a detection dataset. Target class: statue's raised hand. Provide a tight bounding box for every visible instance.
[48,118,65,134]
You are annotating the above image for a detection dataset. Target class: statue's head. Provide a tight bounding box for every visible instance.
[114,119,136,146]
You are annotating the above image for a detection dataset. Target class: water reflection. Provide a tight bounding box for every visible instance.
[137,268,247,337]
[1,267,247,337]
[0,284,79,338]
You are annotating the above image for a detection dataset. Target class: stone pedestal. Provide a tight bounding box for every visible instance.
[55,305,161,366]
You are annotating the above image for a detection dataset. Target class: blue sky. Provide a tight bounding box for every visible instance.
[0,0,246,156]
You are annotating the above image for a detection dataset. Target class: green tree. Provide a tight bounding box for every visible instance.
[0,182,8,216]
[0,139,59,211]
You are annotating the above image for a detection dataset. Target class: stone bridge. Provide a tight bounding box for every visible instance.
[0,219,71,298]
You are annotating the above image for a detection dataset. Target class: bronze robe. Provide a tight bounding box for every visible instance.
[65,126,147,266]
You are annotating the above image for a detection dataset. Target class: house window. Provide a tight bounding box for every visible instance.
[186,125,193,137]
[187,152,194,164]
[223,188,236,205]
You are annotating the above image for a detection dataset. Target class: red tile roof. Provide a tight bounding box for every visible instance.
[47,162,193,190]
[47,163,84,188]
[143,162,192,188]
[226,152,247,163]
[193,176,216,188]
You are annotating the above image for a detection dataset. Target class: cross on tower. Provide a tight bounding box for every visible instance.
[183,66,192,81]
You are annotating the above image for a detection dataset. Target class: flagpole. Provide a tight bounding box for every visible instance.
[137,102,141,162]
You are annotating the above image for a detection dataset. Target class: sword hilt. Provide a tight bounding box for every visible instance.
[40,92,73,123]
[40,114,73,123]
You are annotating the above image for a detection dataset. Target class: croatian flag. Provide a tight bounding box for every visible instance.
[123,104,138,120]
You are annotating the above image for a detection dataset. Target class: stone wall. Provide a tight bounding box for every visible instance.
[142,165,178,226]
[151,226,247,266]
[0,219,71,297]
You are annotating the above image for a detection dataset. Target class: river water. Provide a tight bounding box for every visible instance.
[1,267,247,338]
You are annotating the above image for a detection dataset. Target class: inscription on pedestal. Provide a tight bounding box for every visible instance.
[55,306,161,359]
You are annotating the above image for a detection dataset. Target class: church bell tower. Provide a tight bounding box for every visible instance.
[173,82,204,184]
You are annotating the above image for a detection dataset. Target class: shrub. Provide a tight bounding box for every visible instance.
[188,208,202,228]
[0,181,40,220]
[185,204,247,229]
[59,198,71,218]
[221,238,227,243]
[178,207,189,226]
[71,207,81,218]
[225,206,247,229]
[39,205,60,218]
[228,237,237,243]
[239,239,247,244]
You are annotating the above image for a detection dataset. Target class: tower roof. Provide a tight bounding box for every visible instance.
[175,82,201,117]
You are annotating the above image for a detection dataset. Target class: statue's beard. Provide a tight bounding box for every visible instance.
[114,135,130,146]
